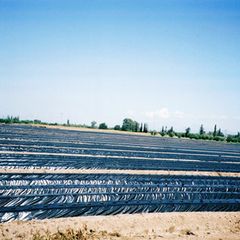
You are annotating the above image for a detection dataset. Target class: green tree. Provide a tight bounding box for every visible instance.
[134,121,140,132]
[185,127,191,137]
[143,123,148,133]
[33,119,41,124]
[168,126,174,134]
[114,125,121,130]
[161,126,165,134]
[121,118,139,132]
[122,118,133,131]
[213,124,217,136]
[91,121,97,128]
[199,124,205,135]
[217,128,224,137]
[99,123,108,129]
[167,127,175,137]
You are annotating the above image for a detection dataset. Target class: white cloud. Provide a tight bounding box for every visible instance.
[145,108,170,119]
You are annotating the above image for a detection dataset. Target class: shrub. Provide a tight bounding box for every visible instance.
[150,131,157,136]
[114,125,121,130]
[169,132,175,137]
[175,132,182,138]
[227,135,239,143]
[99,123,108,129]
[33,119,41,124]
[188,133,199,140]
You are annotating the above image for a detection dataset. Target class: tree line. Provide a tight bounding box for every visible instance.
[0,116,239,143]
[89,118,149,132]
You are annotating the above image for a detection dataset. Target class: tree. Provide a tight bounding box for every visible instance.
[168,126,174,134]
[121,118,139,132]
[91,121,97,128]
[122,118,133,131]
[167,126,174,137]
[160,126,165,136]
[67,119,70,126]
[34,119,41,124]
[217,128,224,137]
[99,123,108,129]
[161,126,165,134]
[139,123,143,132]
[114,125,121,130]
[213,124,217,136]
[134,121,140,132]
[199,124,205,135]
[185,127,191,137]
[13,116,20,123]
[143,123,148,133]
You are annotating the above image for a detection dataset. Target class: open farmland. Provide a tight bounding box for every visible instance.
[0,124,239,222]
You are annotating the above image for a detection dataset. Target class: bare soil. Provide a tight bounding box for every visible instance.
[0,167,240,177]
[0,212,239,240]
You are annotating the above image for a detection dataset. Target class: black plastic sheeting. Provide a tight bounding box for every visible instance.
[2,145,240,163]
[0,125,240,173]
[1,153,239,173]
[0,125,240,222]
[0,173,240,222]
[1,124,240,153]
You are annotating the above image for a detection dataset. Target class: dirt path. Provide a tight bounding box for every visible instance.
[1,167,240,177]
[0,212,239,240]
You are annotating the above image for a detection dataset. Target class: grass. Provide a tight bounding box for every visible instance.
[31,225,121,240]
[33,229,88,240]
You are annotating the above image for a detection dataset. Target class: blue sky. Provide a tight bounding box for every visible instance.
[0,0,240,133]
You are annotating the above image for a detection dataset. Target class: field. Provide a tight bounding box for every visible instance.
[0,124,239,226]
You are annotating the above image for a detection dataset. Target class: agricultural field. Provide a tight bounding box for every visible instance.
[0,124,239,223]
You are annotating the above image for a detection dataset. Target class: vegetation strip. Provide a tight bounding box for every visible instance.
[1,117,240,143]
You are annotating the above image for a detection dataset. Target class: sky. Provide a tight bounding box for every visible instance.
[0,0,240,134]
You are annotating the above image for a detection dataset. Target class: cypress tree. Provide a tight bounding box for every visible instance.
[213,124,217,136]
[217,128,224,137]
[161,126,165,134]
[185,127,191,137]
[143,123,148,133]
[199,124,205,135]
